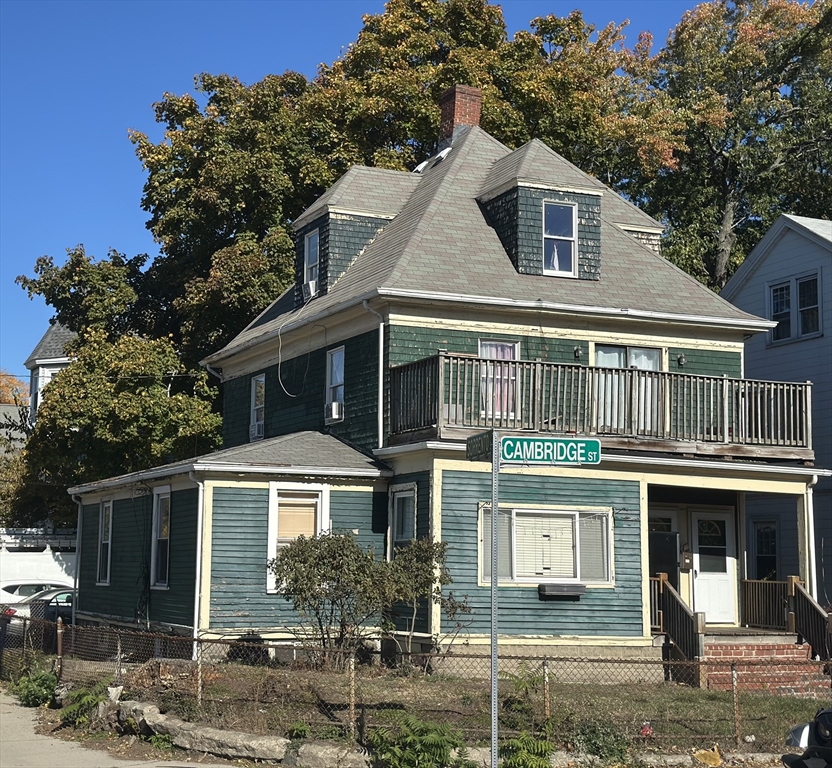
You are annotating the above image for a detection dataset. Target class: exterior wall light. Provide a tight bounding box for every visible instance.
[677,354,687,367]
[574,346,583,359]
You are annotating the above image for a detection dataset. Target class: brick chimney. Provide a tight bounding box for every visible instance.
[439,84,482,148]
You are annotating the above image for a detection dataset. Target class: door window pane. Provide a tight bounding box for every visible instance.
[698,519,727,573]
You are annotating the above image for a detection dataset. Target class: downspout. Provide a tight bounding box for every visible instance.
[807,475,818,600]
[189,471,205,650]
[204,364,222,381]
[362,300,385,449]
[71,495,83,627]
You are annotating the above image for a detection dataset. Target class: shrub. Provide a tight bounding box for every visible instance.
[499,731,555,768]
[12,669,57,707]
[570,720,631,763]
[367,713,476,768]
[60,679,110,727]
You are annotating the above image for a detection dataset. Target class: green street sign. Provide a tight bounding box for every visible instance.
[466,430,493,461]
[500,436,601,465]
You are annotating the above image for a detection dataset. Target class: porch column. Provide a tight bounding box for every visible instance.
[796,482,818,599]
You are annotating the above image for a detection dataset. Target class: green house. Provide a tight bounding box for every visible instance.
[69,86,828,663]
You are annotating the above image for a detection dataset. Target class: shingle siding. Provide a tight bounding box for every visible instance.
[327,214,387,286]
[440,470,643,637]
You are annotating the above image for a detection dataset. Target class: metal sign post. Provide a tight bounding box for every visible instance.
[490,428,499,768]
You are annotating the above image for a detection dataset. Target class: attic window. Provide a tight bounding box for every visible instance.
[543,201,577,277]
[304,230,319,284]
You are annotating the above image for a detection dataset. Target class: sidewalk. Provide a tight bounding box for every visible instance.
[0,690,229,768]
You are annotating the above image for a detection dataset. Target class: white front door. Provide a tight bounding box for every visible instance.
[692,511,736,624]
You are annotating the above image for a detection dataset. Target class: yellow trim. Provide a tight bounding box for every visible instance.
[199,484,215,630]
[388,315,745,353]
[639,479,650,638]
[431,466,443,636]
[203,479,270,490]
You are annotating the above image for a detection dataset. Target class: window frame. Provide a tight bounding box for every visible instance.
[542,200,578,278]
[150,486,171,589]
[250,373,265,441]
[304,229,319,285]
[96,499,113,586]
[750,518,779,581]
[479,504,614,586]
[326,346,345,406]
[767,271,823,345]
[266,482,330,593]
[388,483,417,559]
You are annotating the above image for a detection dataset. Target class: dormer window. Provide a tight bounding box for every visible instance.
[304,230,319,286]
[543,201,577,277]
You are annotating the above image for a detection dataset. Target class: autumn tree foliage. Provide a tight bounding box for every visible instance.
[0,370,28,405]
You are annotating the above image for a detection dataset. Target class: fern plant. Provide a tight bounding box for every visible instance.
[367,713,476,768]
[60,679,111,727]
[499,731,555,768]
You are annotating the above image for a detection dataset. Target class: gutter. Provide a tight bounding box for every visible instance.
[189,471,205,650]
[71,495,83,627]
[363,300,385,449]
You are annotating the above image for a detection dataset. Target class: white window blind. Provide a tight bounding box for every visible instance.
[277,493,317,548]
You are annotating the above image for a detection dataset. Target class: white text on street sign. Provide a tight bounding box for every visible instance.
[500,437,601,465]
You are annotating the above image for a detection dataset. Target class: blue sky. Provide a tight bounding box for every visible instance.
[0,0,696,380]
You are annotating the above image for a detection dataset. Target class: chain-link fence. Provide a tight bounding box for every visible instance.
[1,616,828,753]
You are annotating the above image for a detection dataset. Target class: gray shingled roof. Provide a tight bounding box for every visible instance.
[68,431,392,494]
[207,126,767,365]
[25,323,75,369]
[292,166,420,230]
[784,214,832,243]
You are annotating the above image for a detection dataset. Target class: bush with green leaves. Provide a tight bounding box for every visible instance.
[570,720,631,763]
[499,731,555,768]
[12,669,57,707]
[60,679,110,727]
[367,713,476,768]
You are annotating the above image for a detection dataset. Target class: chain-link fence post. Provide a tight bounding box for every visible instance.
[197,637,203,708]
[21,618,29,669]
[542,659,550,721]
[56,617,63,681]
[115,631,123,685]
[731,661,741,746]
[349,652,356,740]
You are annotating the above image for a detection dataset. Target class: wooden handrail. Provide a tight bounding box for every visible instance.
[389,353,813,451]
[790,576,831,660]
[656,573,705,660]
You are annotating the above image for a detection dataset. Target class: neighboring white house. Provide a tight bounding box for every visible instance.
[24,323,75,419]
[0,528,76,587]
[722,214,832,605]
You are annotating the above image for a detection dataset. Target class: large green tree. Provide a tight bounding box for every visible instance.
[640,0,831,288]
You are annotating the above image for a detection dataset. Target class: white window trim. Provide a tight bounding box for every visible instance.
[478,503,614,587]
[150,485,171,590]
[542,200,578,278]
[266,482,330,593]
[326,346,345,405]
[250,374,265,442]
[96,499,113,586]
[766,270,823,345]
[304,229,319,284]
[388,482,417,559]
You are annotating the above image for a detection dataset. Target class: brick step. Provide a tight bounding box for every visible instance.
[704,644,812,660]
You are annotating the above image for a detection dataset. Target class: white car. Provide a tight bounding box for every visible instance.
[0,581,72,605]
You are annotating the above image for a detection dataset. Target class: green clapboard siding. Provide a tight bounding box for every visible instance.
[77,490,197,628]
[210,485,386,631]
[668,348,742,378]
[388,326,586,367]
[441,470,642,637]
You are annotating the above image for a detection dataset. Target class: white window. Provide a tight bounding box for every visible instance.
[304,230,319,284]
[97,500,112,585]
[327,347,345,405]
[595,344,661,433]
[389,484,416,557]
[267,483,330,592]
[481,506,612,584]
[769,274,821,343]
[250,374,265,441]
[151,488,171,588]
[542,201,577,277]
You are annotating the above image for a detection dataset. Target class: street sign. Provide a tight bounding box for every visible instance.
[500,436,601,465]
[466,430,493,461]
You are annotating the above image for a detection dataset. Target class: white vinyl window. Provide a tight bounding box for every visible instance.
[327,347,345,405]
[304,230,319,284]
[97,500,112,585]
[151,488,171,588]
[542,201,578,277]
[250,374,265,441]
[769,274,821,343]
[267,483,330,593]
[481,506,612,584]
[389,485,416,557]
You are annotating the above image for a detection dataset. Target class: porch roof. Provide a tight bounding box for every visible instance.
[68,431,393,495]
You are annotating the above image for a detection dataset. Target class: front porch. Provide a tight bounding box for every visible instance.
[390,352,813,460]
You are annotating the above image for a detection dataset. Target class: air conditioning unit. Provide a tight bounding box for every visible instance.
[249,422,264,441]
[325,401,344,423]
[302,279,318,302]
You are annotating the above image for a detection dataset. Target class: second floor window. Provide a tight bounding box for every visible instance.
[770,274,820,342]
[250,374,265,441]
[304,230,319,284]
[327,347,344,405]
[543,201,577,277]
[97,500,112,585]
[151,490,171,588]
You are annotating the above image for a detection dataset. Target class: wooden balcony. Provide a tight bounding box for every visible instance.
[390,353,813,460]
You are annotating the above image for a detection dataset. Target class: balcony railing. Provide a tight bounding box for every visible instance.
[740,579,791,631]
[390,353,813,457]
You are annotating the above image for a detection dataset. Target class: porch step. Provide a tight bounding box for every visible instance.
[702,641,830,697]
